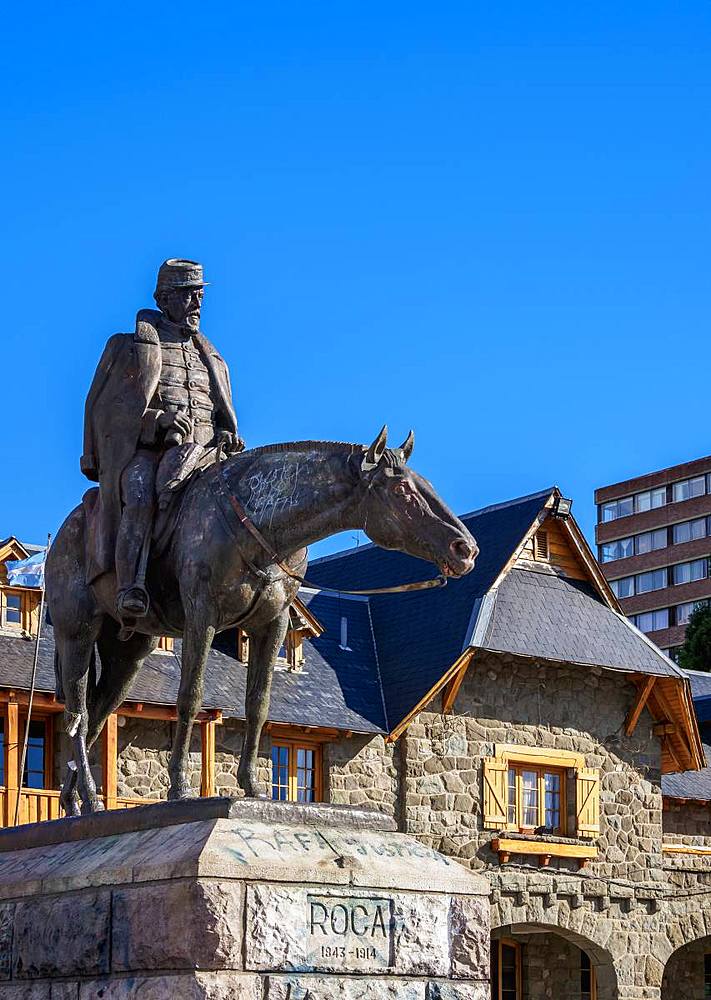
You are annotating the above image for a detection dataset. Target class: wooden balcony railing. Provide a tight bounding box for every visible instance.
[0,787,149,827]
[16,787,63,825]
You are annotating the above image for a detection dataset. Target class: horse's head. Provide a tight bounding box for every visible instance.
[355,426,478,578]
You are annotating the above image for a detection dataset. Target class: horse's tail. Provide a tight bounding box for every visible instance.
[54,648,64,703]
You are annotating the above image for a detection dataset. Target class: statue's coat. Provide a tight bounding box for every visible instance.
[80,308,237,582]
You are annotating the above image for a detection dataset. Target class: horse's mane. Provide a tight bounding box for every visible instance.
[242,440,361,457]
[239,440,406,469]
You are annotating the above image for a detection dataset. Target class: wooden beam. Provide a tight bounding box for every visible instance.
[387,649,474,743]
[200,719,216,798]
[625,677,655,736]
[269,723,343,742]
[0,690,63,713]
[654,722,676,736]
[663,844,711,856]
[6,702,19,827]
[491,837,598,861]
[442,654,473,715]
[118,703,215,723]
[663,735,683,773]
[102,713,118,811]
[560,515,620,609]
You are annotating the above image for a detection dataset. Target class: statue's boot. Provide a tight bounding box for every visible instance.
[117,586,150,617]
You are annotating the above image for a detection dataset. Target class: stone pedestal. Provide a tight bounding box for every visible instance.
[0,797,490,999]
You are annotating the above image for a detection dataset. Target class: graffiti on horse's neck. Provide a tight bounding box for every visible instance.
[232,444,363,553]
[246,461,303,527]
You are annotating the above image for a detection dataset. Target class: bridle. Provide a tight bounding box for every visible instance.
[209,464,448,597]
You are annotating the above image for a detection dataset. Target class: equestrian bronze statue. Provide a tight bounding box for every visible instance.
[46,262,479,815]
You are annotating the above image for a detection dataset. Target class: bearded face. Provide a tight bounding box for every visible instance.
[157,286,203,331]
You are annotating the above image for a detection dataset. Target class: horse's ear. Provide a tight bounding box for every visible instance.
[363,425,388,470]
[399,429,415,462]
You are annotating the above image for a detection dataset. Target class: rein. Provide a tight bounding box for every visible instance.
[211,465,447,597]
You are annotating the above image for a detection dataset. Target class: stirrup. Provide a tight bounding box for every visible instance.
[116,586,150,640]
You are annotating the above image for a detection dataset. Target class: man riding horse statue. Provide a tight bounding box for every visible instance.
[46,258,479,815]
[80,258,245,628]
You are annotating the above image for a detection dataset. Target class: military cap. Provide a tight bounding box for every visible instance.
[155,258,209,294]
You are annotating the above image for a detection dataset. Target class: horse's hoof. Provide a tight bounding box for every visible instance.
[60,791,81,818]
[238,769,262,798]
[167,782,192,801]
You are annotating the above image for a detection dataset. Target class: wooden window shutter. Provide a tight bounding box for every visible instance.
[483,756,508,829]
[575,767,600,838]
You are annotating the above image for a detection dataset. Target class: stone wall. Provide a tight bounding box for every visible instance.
[325,733,399,817]
[663,799,711,843]
[116,718,202,800]
[215,720,271,797]
[398,651,663,881]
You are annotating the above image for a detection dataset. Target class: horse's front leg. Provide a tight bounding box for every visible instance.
[238,610,290,798]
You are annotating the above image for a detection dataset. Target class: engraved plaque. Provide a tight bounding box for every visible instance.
[305,894,394,971]
[246,880,451,976]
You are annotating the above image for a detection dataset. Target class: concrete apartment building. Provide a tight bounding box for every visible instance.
[595,454,711,659]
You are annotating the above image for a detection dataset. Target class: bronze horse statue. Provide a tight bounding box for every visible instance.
[46,427,478,814]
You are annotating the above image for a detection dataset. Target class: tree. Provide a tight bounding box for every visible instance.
[678,603,711,672]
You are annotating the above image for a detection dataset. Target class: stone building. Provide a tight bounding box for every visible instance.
[3,487,711,999]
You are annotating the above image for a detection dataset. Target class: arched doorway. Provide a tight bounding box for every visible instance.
[662,935,711,999]
[492,924,618,1000]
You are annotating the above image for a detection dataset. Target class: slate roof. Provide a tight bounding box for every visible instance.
[686,670,711,701]
[1,590,385,735]
[662,745,711,800]
[480,568,683,678]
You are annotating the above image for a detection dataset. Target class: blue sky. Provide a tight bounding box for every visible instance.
[2,2,710,559]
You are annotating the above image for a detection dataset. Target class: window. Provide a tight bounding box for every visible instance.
[610,576,635,599]
[675,600,709,626]
[276,631,305,669]
[673,558,708,586]
[600,496,634,522]
[0,716,4,786]
[633,608,669,632]
[483,746,600,839]
[600,537,634,562]
[22,719,48,789]
[635,528,667,555]
[491,939,522,1000]
[635,487,666,513]
[507,764,564,833]
[0,590,23,629]
[155,636,174,653]
[636,568,667,594]
[704,953,711,997]
[673,476,706,503]
[612,570,668,597]
[271,739,321,802]
[581,951,597,1000]
[673,517,708,545]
